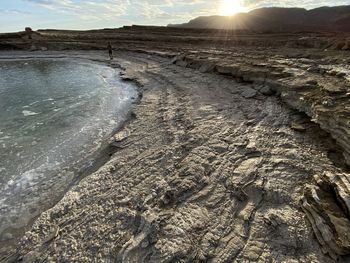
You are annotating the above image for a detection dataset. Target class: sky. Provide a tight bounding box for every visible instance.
[0,0,350,32]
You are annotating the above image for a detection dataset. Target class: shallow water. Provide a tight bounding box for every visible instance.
[0,58,137,239]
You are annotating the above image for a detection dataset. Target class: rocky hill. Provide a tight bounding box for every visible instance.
[169,6,350,32]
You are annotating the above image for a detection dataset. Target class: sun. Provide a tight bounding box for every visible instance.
[219,0,247,16]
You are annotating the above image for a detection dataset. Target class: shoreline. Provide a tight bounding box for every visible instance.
[0,49,349,262]
[0,52,141,256]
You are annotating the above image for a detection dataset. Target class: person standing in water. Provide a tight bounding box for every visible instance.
[107,42,113,60]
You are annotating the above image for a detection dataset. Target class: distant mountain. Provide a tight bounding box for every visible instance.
[168,6,350,32]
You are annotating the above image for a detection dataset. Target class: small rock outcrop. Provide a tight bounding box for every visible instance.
[301,172,350,261]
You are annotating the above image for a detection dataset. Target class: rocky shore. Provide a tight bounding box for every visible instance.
[1,27,350,262]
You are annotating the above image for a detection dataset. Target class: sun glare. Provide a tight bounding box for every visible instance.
[219,0,247,16]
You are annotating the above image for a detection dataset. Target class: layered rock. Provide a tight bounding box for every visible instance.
[171,53,350,167]
[170,52,350,261]
[301,172,350,260]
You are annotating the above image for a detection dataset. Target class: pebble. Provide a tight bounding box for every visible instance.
[241,88,257,98]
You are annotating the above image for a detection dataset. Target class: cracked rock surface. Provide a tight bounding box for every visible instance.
[3,51,348,262]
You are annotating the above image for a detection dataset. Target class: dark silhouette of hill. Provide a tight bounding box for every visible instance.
[168,6,350,32]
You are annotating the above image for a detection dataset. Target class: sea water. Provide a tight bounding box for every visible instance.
[0,58,137,239]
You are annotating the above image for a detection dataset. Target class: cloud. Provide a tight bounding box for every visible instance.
[0,9,31,15]
[24,0,129,20]
[16,0,350,28]
[22,0,213,24]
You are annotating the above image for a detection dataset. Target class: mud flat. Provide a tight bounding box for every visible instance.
[0,27,350,262]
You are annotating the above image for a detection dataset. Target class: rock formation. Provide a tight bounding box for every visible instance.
[301,172,350,260]
[0,25,350,262]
